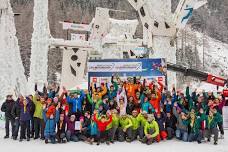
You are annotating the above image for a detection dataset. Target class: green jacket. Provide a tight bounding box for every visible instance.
[186,86,194,110]
[206,112,223,129]
[107,114,119,130]
[87,94,103,110]
[33,96,43,119]
[119,116,133,130]
[185,114,206,134]
[144,120,159,138]
[129,113,143,130]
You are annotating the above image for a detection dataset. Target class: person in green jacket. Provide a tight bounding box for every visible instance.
[87,93,103,111]
[205,109,222,145]
[33,93,45,139]
[186,111,206,143]
[142,114,159,145]
[118,114,133,142]
[106,109,119,143]
[129,110,144,141]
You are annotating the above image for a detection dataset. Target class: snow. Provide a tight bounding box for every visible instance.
[0,0,27,101]
[0,129,227,152]
[28,0,50,94]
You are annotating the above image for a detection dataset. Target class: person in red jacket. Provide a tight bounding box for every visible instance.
[150,80,163,114]
[93,110,112,145]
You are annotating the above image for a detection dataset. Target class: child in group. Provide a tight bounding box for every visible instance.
[142,114,160,145]
[93,110,112,145]
[43,104,60,144]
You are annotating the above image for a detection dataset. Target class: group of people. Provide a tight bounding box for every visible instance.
[1,75,226,146]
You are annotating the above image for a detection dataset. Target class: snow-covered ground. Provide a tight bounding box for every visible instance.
[0,129,227,152]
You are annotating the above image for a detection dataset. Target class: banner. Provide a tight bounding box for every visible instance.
[61,22,90,31]
[71,33,86,41]
[88,58,167,86]
[88,62,142,72]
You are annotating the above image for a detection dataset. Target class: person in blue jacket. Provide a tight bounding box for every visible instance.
[43,104,60,144]
[66,90,85,119]
[87,116,98,145]
[141,97,155,114]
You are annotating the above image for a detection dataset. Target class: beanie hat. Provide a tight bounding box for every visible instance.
[46,105,56,118]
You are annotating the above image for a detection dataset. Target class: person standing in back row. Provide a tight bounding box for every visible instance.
[1,94,15,139]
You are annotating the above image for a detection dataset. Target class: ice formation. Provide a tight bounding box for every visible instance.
[0,0,27,101]
[28,0,50,93]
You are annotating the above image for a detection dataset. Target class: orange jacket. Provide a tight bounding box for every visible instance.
[150,81,163,114]
[124,83,140,99]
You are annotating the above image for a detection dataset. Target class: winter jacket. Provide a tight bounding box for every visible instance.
[57,121,66,134]
[33,96,43,119]
[19,100,32,121]
[92,84,107,100]
[173,107,188,131]
[129,113,143,130]
[144,120,159,138]
[107,114,119,130]
[87,94,103,110]
[107,81,118,100]
[185,114,206,134]
[65,116,76,133]
[43,110,60,136]
[155,112,166,131]
[119,116,133,130]
[88,121,98,136]
[206,112,223,129]
[141,101,155,114]
[11,99,21,119]
[66,90,85,113]
[1,99,15,120]
[93,114,112,132]
[165,115,177,130]
[126,102,135,115]
[149,81,163,114]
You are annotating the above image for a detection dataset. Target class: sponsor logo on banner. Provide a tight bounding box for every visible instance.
[158,77,163,82]
[71,33,86,41]
[92,77,97,83]
[62,22,90,31]
[88,62,142,72]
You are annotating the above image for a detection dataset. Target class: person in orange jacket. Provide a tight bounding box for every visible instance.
[150,80,163,114]
[124,77,140,99]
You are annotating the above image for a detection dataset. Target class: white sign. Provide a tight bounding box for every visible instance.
[71,33,86,41]
[88,62,142,72]
[75,121,81,130]
[62,22,90,31]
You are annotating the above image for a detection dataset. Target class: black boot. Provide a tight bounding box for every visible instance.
[214,141,218,145]
[4,135,9,139]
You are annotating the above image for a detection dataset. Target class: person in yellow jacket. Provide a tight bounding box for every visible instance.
[91,82,107,100]
[33,93,46,140]
[106,109,119,143]
[118,114,133,142]
[142,114,160,145]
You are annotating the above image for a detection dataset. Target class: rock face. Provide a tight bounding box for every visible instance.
[10,0,228,83]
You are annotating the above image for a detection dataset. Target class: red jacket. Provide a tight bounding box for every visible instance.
[93,114,112,132]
